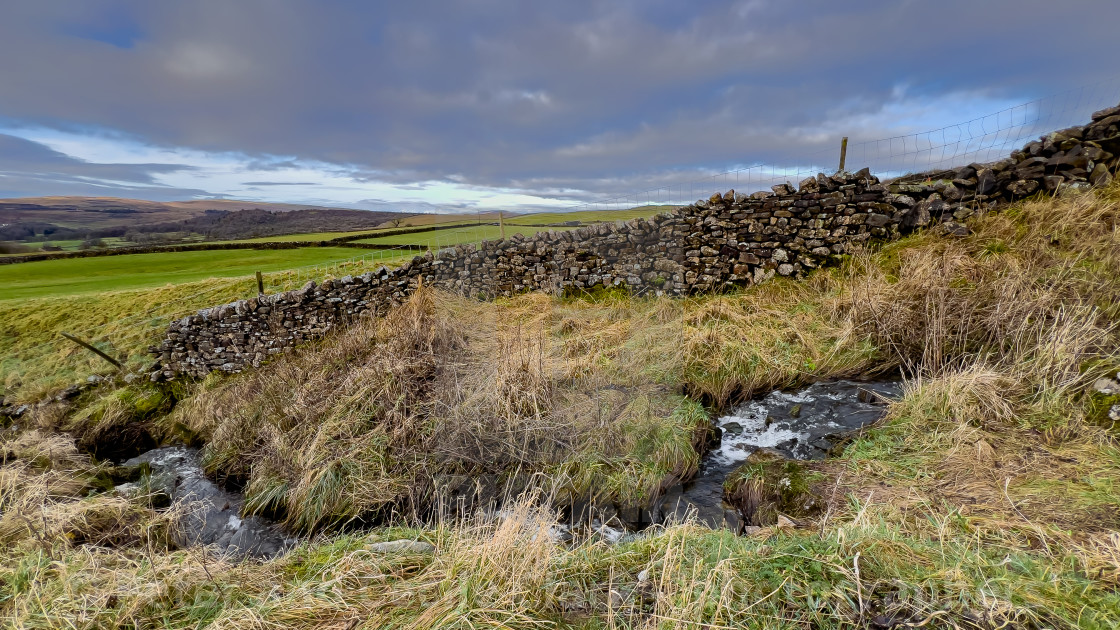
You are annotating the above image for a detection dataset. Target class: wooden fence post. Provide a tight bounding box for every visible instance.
[256,270,264,296]
[838,136,849,173]
[60,332,123,369]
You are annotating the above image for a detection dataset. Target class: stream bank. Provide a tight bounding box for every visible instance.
[110,379,901,556]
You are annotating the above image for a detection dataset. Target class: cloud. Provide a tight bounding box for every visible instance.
[0,133,209,200]
[241,181,321,186]
[1,1,1119,209]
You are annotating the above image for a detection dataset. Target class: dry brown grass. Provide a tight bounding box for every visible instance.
[4,184,1120,629]
[0,429,174,550]
[828,186,1120,542]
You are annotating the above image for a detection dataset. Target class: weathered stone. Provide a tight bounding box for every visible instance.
[1006,179,1039,197]
[937,222,971,237]
[1090,162,1113,187]
[976,168,998,195]
[1092,105,1120,121]
[367,540,436,554]
[866,213,891,227]
[1094,378,1120,396]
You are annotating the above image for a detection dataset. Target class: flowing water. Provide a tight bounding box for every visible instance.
[654,379,901,530]
[115,380,901,554]
[117,447,297,558]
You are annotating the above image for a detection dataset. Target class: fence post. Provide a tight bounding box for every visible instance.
[60,332,123,369]
[838,136,849,173]
[255,270,264,296]
[499,211,506,240]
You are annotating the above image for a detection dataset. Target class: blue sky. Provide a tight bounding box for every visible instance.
[1,1,1119,212]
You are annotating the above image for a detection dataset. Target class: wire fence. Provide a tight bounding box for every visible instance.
[5,75,1120,393]
[565,74,1120,211]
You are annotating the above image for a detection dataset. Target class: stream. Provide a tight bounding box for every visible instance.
[116,447,297,558]
[113,379,901,556]
[653,379,902,530]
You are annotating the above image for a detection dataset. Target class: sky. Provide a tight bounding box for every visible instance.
[1,0,1120,213]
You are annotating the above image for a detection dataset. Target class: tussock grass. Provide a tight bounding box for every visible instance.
[2,495,1117,628]
[834,187,1120,537]
[158,236,888,531]
[0,429,174,550]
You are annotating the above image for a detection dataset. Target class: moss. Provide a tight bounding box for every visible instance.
[1088,392,1120,429]
[723,450,819,526]
[561,283,632,303]
[65,384,171,459]
[979,238,1010,257]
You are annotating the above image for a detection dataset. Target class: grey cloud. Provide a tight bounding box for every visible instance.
[0,133,209,199]
[240,181,320,186]
[1,1,1120,205]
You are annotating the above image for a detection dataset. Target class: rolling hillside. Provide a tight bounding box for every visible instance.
[0,195,411,242]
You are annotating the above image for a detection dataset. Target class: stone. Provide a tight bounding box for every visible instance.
[1090,162,1113,187]
[975,168,998,195]
[941,183,964,201]
[1093,378,1120,396]
[938,222,971,238]
[1058,181,1093,197]
[866,213,891,227]
[852,166,878,183]
[1092,105,1120,121]
[901,203,932,229]
[1006,179,1039,197]
[367,539,436,554]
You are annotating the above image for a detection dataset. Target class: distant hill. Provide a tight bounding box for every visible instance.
[0,196,410,242]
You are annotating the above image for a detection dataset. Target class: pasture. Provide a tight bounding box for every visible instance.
[0,246,396,301]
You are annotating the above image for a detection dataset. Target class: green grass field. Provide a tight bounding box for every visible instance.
[227,207,672,245]
[0,247,394,301]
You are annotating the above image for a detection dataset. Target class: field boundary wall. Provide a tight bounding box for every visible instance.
[152,103,1120,380]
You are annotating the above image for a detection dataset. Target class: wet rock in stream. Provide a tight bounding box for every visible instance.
[116,447,297,558]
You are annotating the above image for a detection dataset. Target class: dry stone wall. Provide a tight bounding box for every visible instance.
[153,103,1120,381]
